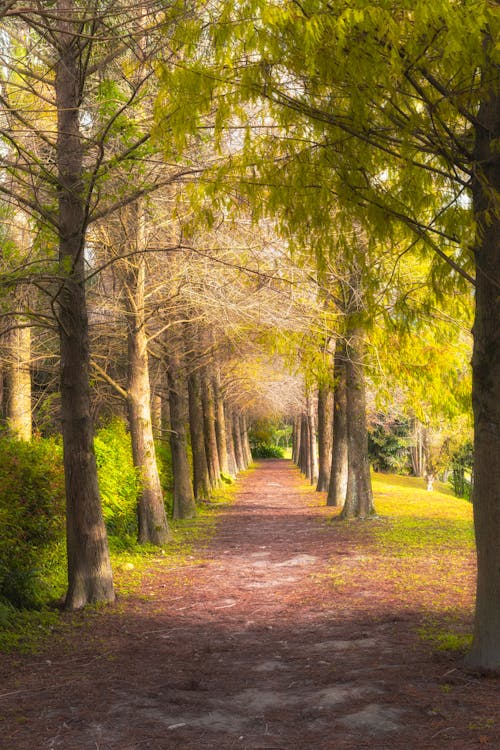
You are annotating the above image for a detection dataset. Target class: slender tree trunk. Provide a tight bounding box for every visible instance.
[56,0,114,608]
[201,368,221,485]
[187,368,211,500]
[306,392,319,484]
[327,344,348,507]
[5,322,32,441]
[167,356,196,520]
[299,412,309,476]
[5,214,32,440]
[410,418,426,477]
[241,413,252,466]
[292,415,300,464]
[341,327,374,519]
[224,402,237,476]
[316,385,333,492]
[213,370,229,475]
[151,392,163,439]
[125,207,170,545]
[465,80,500,671]
[233,410,246,472]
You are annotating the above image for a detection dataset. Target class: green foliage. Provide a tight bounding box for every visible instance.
[94,419,141,539]
[449,440,473,501]
[251,442,285,459]
[368,416,412,474]
[154,439,174,515]
[0,437,66,608]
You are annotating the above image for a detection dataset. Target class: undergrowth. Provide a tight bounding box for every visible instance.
[0,466,240,654]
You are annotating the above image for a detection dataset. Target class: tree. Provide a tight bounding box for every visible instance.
[157,0,500,669]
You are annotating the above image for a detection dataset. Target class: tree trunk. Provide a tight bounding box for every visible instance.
[213,370,229,475]
[5,214,32,441]
[410,418,426,477]
[465,80,500,672]
[125,207,170,545]
[306,393,318,483]
[341,327,374,520]
[240,413,252,466]
[232,410,246,472]
[292,414,301,464]
[224,402,238,476]
[56,0,114,608]
[299,412,309,476]
[316,386,333,492]
[167,357,196,520]
[201,368,221,486]
[5,322,32,441]
[327,343,348,507]
[187,368,212,500]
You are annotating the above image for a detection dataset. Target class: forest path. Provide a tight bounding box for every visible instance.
[1,459,498,750]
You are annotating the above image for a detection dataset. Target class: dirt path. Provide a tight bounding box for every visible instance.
[1,459,498,750]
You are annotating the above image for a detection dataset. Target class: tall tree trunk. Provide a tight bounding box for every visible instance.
[232,410,246,472]
[409,418,426,477]
[224,402,237,476]
[56,0,114,608]
[327,344,348,507]
[213,370,229,475]
[292,414,301,464]
[466,79,500,671]
[125,207,170,545]
[187,368,212,500]
[167,356,196,520]
[201,368,221,486]
[151,392,163,439]
[241,413,252,466]
[341,327,374,520]
[5,322,32,441]
[306,392,319,484]
[316,385,333,492]
[5,214,32,440]
[299,412,309,476]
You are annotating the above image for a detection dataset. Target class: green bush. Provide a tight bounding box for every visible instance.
[94,419,141,539]
[154,439,173,515]
[251,442,284,459]
[0,437,66,608]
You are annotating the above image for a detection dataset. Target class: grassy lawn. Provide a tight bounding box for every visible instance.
[323,472,476,653]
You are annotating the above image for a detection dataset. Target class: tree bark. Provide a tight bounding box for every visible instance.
[306,392,319,484]
[232,410,246,472]
[5,321,32,441]
[167,356,196,520]
[316,386,333,492]
[56,0,114,608]
[299,412,309,476]
[409,418,426,477]
[5,214,32,440]
[292,414,301,465]
[241,413,252,466]
[327,344,348,507]
[213,370,229,475]
[341,327,374,520]
[201,368,221,486]
[465,79,500,671]
[187,368,212,500]
[124,206,170,545]
[224,402,238,476]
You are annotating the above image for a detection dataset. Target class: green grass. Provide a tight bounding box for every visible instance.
[322,472,476,652]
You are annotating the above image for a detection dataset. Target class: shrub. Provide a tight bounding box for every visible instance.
[154,439,174,515]
[0,437,66,608]
[94,419,141,539]
[251,442,284,459]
